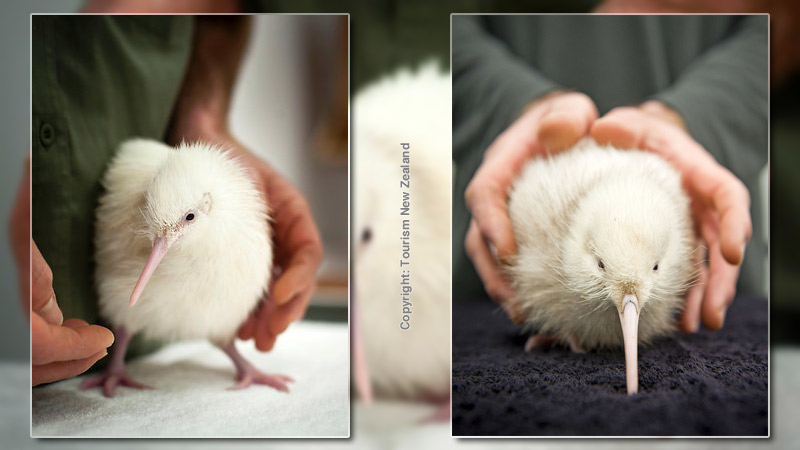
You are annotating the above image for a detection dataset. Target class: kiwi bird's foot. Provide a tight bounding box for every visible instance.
[229,368,294,392]
[525,334,558,351]
[423,400,451,423]
[419,391,450,423]
[220,341,293,393]
[525,334,585,353]
[79,326,148,397]
[80,370,152,398]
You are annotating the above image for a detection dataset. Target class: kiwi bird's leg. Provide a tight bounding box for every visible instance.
[524,334,585,353]
[352,295,374,404]
[80,326,151,397]
[619,294,640,395]
[427,402,452,422]
[566,336,586,354]
[419,390,451,423]
[218,341,293,392]
[525,334,558,351]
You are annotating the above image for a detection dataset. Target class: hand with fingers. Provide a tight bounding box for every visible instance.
[465,91,750,333]
[30,243,115,386]
[217,139,324,352]
[591,101,751,332]
[163,14,323,351]
[9,164,114,386]
[464,91,598,322]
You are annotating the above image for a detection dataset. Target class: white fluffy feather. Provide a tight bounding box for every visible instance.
[95,139,271,344]
[354,65,451,399]
[508,139,697,350]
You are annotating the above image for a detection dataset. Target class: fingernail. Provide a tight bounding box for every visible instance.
[41,295,63,326]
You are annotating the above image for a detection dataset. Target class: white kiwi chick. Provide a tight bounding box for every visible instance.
[83,139,292,397]
[507,139,698,395]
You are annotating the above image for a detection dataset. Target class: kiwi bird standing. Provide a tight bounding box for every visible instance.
[82,139,292,397]
[508,139,697,395]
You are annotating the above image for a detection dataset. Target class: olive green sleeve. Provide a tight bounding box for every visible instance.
[452,15,562,160]
[651,15,767,295]
[32,15,194,360]
[652,15,768,182]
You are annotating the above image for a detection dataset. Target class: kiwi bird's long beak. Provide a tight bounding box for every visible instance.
[351,290,374,405]
[130,236,169,306]
[619,293,639,395]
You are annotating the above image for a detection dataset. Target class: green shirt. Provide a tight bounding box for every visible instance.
[256,0,599,90]
[32,15,194,357]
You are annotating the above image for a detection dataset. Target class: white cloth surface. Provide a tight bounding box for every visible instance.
[30,320,349,437]
[3,347,799,447]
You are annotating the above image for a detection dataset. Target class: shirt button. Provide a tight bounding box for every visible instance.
[40,122,55,147]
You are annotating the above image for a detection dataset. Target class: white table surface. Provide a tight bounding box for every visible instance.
[29,320,349,438]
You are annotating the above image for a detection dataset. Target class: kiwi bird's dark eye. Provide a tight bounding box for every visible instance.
[361,227,372,244]
[598,260,605,270]
[653,263,659,271]
[185,213,195,221]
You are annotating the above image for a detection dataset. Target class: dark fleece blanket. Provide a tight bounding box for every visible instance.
[452,295,768,436]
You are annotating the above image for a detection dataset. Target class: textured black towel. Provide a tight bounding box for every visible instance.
[452,295,768,436]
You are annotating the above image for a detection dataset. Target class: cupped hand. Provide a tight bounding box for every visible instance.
[464,91,598,322]
[591,101,751,331]
[200,132,323,352]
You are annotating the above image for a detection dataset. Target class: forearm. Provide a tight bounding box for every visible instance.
[647,16,767,297]
[167,16,252,144]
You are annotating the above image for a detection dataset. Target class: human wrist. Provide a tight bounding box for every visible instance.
[167,107,231,147]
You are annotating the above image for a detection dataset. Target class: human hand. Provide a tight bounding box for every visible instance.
[164,14,321,351]
[464,91,598,322]
[235,146,323,351]
[8,161,115,386]
[182,130,323,352]
[30,243,115,386]
[231,138,323,351]
[591,101,751,331]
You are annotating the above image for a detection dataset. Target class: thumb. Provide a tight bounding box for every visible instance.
[31,241,62,325]
[537,92,598,151]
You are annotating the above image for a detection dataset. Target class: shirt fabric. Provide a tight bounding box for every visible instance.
[32,15,194,357]
[452,14,768,300]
